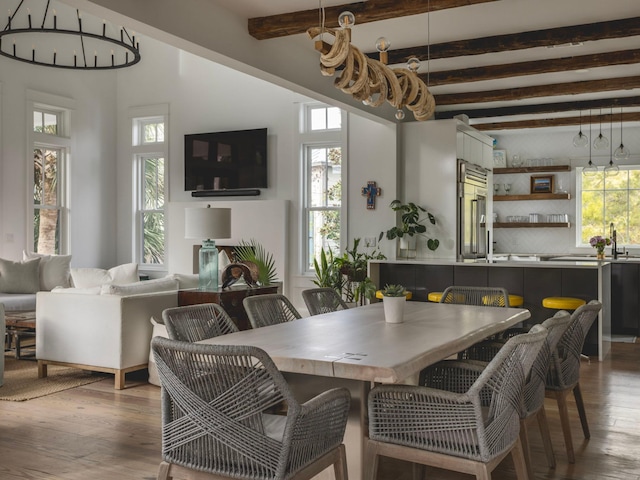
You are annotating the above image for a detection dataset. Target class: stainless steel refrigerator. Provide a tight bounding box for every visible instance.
[457,160,488,261]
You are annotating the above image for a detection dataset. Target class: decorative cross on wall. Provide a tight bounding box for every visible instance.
[361,181,381,210]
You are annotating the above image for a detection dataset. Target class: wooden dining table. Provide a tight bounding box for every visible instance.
[199,301,530,480]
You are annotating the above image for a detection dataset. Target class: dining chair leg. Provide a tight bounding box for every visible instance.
[333,444,348,480]
[412,462,426,480]
[364,439,380,480]
[510,437,530,480]
[554,389,576,464]
[156,461,171,480]
[473,463,491,480]
[573,382,590,439]
[536,406,556,468]
[519,419,534,480]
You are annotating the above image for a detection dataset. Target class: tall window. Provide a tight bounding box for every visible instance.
[32,106,68,254]
[133,114,167,267]
[300,104,345,272]
[579,167,640,246]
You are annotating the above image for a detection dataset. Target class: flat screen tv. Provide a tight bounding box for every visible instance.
[184,128,267,191]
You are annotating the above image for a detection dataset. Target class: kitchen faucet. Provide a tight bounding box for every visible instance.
[610,222,623,259]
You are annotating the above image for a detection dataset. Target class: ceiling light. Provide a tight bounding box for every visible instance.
[614,107,631,162]
[0,1,140,70]
[572,110,589,148]
[604,107,619,177]
[583,111,598,176]
[593,108,609,150]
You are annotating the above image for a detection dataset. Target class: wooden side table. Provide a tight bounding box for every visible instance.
[5,310,37,359]
[178,285,279,331]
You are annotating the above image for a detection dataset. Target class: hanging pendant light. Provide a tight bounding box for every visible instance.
[593,108,609,150]
[583,110,598,176]
[604,107,619,177]
[573,110,589,147]
[614,107,631,161]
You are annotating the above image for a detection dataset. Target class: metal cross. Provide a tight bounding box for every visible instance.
[361,181,381,210]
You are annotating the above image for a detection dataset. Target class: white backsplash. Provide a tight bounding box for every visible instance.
[491,125,640,255]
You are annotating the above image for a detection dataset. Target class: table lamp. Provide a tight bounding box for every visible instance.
[185,205,231,290]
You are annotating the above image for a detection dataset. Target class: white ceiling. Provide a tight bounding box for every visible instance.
[211,0,640,127]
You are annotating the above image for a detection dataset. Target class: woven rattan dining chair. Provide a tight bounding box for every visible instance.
[440,285,511,307]
[151,337,350,480]
[302,288,349,316]
[459,310,573,477]
[366,324,548,480]
[243,293,302,329]
[161,303,239,342]
[545,300,602,464]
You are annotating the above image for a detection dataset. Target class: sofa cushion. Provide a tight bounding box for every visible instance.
[0,257,41,294]
[0,292,37,311]
[100,277,178,296]
[170,273,200,290]
[71,263,139,288]
[23,251,72,291]
[51,286,102,295]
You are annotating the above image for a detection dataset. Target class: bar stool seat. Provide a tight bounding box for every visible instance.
[376,290,412,300]
[542,297,586,310]
[427,291,442,302]
[508,295,524,307]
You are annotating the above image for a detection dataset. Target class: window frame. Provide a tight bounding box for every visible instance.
[131,111,168,270]
[298,103,347,275]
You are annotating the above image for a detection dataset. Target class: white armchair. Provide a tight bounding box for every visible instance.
[36,290,179,389]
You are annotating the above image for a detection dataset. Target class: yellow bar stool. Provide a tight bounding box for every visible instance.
[375,290,412,300]
[508,294,524,307]
[427,291,442,303]
[542,296,586,311]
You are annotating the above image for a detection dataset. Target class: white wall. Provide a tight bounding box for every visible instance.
[0,55,118,267]
[492,126,640,255]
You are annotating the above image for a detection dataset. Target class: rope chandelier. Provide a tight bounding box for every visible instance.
[307,11,435,121]
[0,0,140,70]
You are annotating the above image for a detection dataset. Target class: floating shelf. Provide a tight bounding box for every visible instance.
[494,222,571,228]
[493,165,571,174]
[494,193,571,201]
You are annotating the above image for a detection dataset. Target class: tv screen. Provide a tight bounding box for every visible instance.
[184,128,267,191]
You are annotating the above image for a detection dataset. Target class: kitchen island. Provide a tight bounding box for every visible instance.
[369,259,611,360]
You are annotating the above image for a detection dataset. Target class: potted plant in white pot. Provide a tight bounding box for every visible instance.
[383,200,439,258]
[381,284,408,324]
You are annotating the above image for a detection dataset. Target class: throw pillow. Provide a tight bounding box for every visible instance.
[71,263,139,288]
[100,276,178,295]
[23,251,72,291]
[0,257,41,294]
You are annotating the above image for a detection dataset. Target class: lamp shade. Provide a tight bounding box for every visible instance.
[185,207,231,239]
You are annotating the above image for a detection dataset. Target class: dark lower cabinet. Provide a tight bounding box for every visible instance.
[611,263,640,335]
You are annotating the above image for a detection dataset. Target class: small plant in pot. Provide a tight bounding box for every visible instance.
[381,284,408,324]
[383,200,439,256]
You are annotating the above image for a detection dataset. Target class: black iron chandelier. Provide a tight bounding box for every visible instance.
[0,0,140,70]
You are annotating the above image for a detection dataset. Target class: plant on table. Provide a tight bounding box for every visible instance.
[380,284,408,297]
[589,235,611,255]
[382,200,440,252]
[234,239,278,285]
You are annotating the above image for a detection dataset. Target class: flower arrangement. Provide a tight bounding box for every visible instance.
[589,236,611,254]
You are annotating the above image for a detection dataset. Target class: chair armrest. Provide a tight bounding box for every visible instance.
[419,359,487,393]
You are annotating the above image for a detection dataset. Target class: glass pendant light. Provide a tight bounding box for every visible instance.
[583,111,598,176]
[573,110,589,147]
[604,108,619,177]
[614,107,631,161]
[593,108,609,150]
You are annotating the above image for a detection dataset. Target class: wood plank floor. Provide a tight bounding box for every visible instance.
[1,343,639,480]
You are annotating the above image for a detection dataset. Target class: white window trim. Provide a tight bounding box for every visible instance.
[130,106,169,270]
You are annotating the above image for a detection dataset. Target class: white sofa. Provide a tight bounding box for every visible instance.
[36,288,179,389]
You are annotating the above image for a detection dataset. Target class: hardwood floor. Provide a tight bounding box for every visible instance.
[1,343,639,480]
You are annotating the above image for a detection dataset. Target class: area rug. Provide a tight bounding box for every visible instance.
[0,357,104,401]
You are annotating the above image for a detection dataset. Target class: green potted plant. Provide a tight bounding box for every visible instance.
[233,239,278,286]
[380,284,408,323]
[383,200,439,256]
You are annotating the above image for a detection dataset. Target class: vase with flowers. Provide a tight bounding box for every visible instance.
[589,235,611,260]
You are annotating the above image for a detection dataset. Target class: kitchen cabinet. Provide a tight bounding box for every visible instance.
[610,263,640,335]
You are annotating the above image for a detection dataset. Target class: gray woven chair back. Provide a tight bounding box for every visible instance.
[546,300,602,391]
[302,288,349,316]
[162,303,238,342]
[243,294,302,329]
[440,285,510,307]
[374,325,547,462]
[152,337,350,480]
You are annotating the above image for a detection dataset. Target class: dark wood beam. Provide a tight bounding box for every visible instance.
[248,0,499,40]
[434,76,640,106]
[436,96,640,120]
[383,17,640,63]
[472,111,640,131]
[421,49,640,87]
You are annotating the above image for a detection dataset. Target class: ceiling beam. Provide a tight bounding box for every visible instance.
[473,111,640,131]
[248,0,499,40]
[436,96,640,120]
[382,17,640,64]
[421,49,640,87]
[434,76,640,106]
